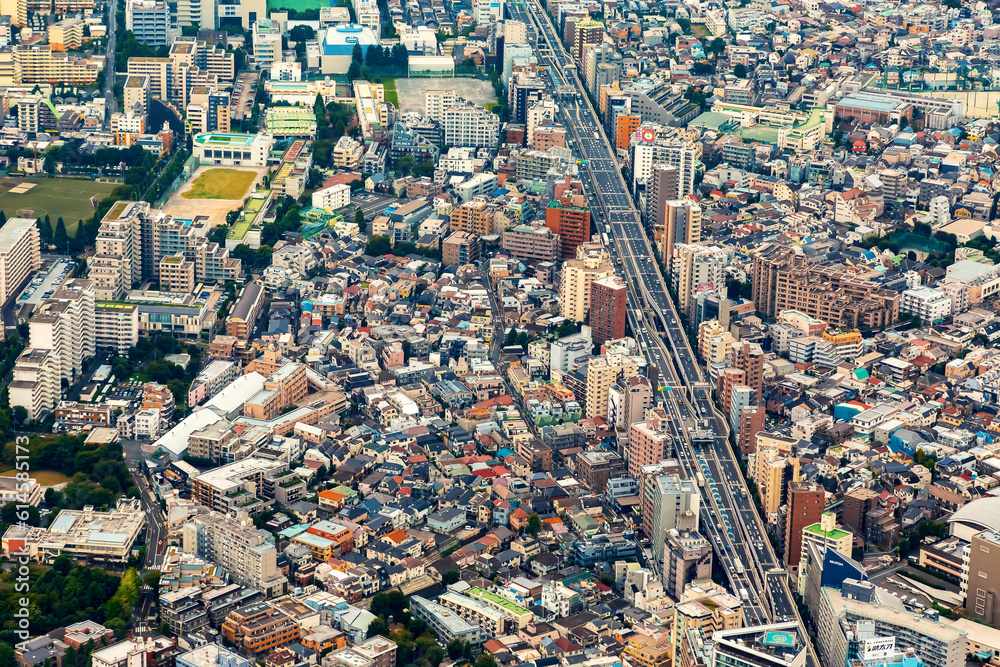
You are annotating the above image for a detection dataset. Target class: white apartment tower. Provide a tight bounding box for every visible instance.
[29,279,96,383]
[0,217,40,305]
[671,244,725,322]
[9,348,60,421]
[443,104,501,148]
[425,89,457,123]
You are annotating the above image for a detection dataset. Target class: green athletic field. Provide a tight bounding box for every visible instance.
[0,177,120,233]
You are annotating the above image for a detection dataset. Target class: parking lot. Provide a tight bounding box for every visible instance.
[231,72,260,122]
[352,192,408,219]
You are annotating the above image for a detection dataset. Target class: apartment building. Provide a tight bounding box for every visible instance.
[191,458,287,515]
[560,251,614,322]
[438,591,510,637]
[450,199,495,236]
[425,89,457,123]
[661,199,702,272]
[9,347,60,420]
[410,595,484,645]
[89,202,145,300]
[442,231,481,266]
[29,279,96,383]
[125,0,170,47]
[628,408,675,477]
[221,601,301,656]
[784,480,824,568]
[501,222,561,261]
[227,281,264,339]
[181,511,287,597]
[13,45,101,83]
[188,360,237,406]
[640,468,699,565]
[671,243,723,322]
[48,18,84,50]
[95,303,139,353]
[664,530,713,600]
[442,104,501,148]
[752,244,900,328]
[545,194,590,259]
[127,57,171,100]
[0,216,39,305]
[589,275,626,347]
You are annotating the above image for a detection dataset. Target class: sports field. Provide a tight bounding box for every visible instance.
[182,168,258,200]
[267,0,329,10]
[0,178,119,233]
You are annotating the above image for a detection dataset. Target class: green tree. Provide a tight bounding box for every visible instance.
[442,569,461,585]
[352,43,363,63]
[447,639,465,660]
[527,512,543,536]
[476,654,498,667]
[354,208,366,233]
[734,63,748,78]
[53,217,68,251]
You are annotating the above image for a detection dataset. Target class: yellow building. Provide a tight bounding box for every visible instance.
[623,634,672,667]
[14,45,101,84]
[48,18,85,51]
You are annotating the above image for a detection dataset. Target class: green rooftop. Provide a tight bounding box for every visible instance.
[804,524,849,540]
[467,587,530,616]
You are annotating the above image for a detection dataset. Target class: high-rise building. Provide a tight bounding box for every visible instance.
[560,251,614,322]
[590,275,627,347]
[662,199,702,272]
[738,405,766,455]
[627,407,674,477]
[585,353,638,419]
[572,18,604,60]
[711,622,807,667]
[640,468,699,565]
[663,529,712,599]
[545,194,590,259]
[646,163,679,228]
[176,0,217,29]
[182,511,287,597]
[425,89,456,123]
[784,481,825,567]
[0,0,26,27]
[29,279,96,383]
[450,198,495,236]
[9,348,60,420]
[671,244,724,322]
[632,135,696,199]
[842,487,879,536]
[0,217,40,304]
[800,512,853,566]
[125,0,170,47]
[442,231,481,266]
[443,104,501,148]
[730,341,765,402]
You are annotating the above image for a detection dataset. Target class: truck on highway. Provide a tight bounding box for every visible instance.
[740,588,749,601]
[696,472,705,487]
[734,558,745,574]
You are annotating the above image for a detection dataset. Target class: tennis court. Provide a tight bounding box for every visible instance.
[0,177,120,233]
[267,0,331,10]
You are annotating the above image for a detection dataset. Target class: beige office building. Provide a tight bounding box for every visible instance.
[560,252,614,322]
[586,352,638,419]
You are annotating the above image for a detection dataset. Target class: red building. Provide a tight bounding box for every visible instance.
[784,481,824,567]
[545,194,590,259]
[590,275,627,346]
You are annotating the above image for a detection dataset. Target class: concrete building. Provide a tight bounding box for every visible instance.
[437,591,510,637]
[590,275,626,347]
[784,481,824,568]
[501,222,561,261]
[48,18,84,50]
[560,251,614,322]
[752,244,900,329]
[450,199,495,237]
[410,595,484,644]
[585,353,638,419]
[182,511,287,597]
[800,512,852,566]
[125,0,170,47]
[661,199,702,273]
[671,244,724,322]
[442,103,500,148]
[9,347,60,421]
[901,286,952,323]
[442,231,481,266]
[28,279,96,383]
[227,282,264,339]
[640,467,699,565]
[2,498,144,563]
[0,217,40,305]
[664,529,713,599]
[628,408,674,477]
[712,622,807,667]
[545,194,590,259]
[312,183,351,210]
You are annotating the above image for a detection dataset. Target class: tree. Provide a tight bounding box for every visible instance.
[365,235,392,256]
[54,217,68,251]
[413,158,436,177]
[314,92,326,117]
[354,208,366,233]
[710,37,726,55]
[348,61,361,80]
[352,42,363,64]
[476,654,497,667]
[526,512,543,536]
[447,639,465,660]
[289,24,315,43]
[396,155,414,175]
[442,569,461,584]
[734,63,748,79]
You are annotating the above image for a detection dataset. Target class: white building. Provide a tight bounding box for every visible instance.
[9,348,59,421]
[930,195,951,226]
[95,302,139,354]
[175,0,216,30]
[28,279,96,383]
[192,132,274,167]
[901,286,952,322]
[125,0,171,47]
[312,183,351,210]
[443,104,500,148]
[425,89,457,123]
[400,26,436,54]
[252,18,281,68]
[0,217,40,304]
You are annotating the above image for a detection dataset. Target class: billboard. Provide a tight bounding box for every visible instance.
[861,637,896,661]
[636,127,656,143]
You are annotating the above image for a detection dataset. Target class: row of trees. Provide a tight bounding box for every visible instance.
[365,235,442,261]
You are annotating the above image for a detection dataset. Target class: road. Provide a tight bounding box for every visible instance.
[510,1,816,659]
[122,439,167,569]
[104,0,119,121]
